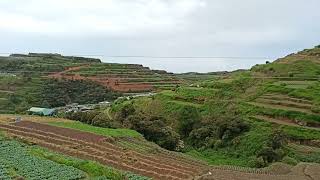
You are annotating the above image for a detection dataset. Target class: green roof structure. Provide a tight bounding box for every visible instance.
[28,107,56,116]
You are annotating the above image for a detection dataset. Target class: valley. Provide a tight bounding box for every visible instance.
[0,46,320,179]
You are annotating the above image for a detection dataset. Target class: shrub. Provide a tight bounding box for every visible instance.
[281,156,298,165]
[92,112,120,128]
[66,111,120,128]
[257,147,279,164]
[117,103,136,124]
[256,129,287,165]
[177,106,201,137]
[41,79,120,107]
[127,113,181,151]
[248,156,266,168]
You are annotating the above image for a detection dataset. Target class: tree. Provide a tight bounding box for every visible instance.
[118,104,135,122]
[177,106,201,137]
[127,113,181,151]
[257,147,278,164]
[269,130,287,150]
[186,99,249,149]
[256,129,287,165]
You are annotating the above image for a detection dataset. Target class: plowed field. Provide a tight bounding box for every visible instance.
[0,121,208,180]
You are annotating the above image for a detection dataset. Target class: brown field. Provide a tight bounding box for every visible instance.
[0,114,71,123]
[47,65,181,92]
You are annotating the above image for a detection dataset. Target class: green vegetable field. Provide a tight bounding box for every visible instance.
[0,140,86,179]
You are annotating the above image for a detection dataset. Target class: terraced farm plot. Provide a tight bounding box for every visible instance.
[255,97,312,110]
[288,143,320,154]
[248,102,314,115]
[48,63,182,92]
[252,115,320,131]
[250,93,319,116]
[261,94,313,104]
[273,81,317,89]
[0,121,209,180]
[248,93,320,130]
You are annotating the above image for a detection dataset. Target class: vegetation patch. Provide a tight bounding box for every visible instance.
[0,139,86,179]
[47,121,142,138]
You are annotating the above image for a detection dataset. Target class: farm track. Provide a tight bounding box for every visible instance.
[252,115,320,131]
[261,94,312,104]
[0,121,208,180]
[289,143,320,154]
[255,98,312,110]
[248,102,316,115]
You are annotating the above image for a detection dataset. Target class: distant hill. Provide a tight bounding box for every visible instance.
[0,53,183,113]
[251,45,320,78]
[0,53,182,92]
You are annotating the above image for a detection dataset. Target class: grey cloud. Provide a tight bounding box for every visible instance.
[0,0,319,73]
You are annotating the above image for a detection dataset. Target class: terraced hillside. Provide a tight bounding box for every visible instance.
[0,53,181,93]
[0,53,185,113]
[249,93,320,128]
[1,47,320,179]
[108,46,320,172]
[47,63,181,92]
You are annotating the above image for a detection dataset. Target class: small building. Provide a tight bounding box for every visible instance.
[0,72,16,77]
[28,107,56,116]
[99,101,111,107]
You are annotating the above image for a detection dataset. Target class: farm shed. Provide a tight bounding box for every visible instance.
[27,107,56,116]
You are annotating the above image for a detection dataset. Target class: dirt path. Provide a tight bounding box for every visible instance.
[253,115,320,131]
[48,64,89,79]
[197,163,320,180]
[248,102,317,115]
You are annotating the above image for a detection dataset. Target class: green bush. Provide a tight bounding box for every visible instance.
[66,111,120,128]
[127,113,181,151]
[177,106,201,137]
[248,156,266,168]
[281,156,298,165]
[41,79,120,107]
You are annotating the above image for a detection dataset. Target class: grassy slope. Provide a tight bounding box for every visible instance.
[109,46,320,167]
[47,121,142,138]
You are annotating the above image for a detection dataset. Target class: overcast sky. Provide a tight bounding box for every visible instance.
[0,0,319,73]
